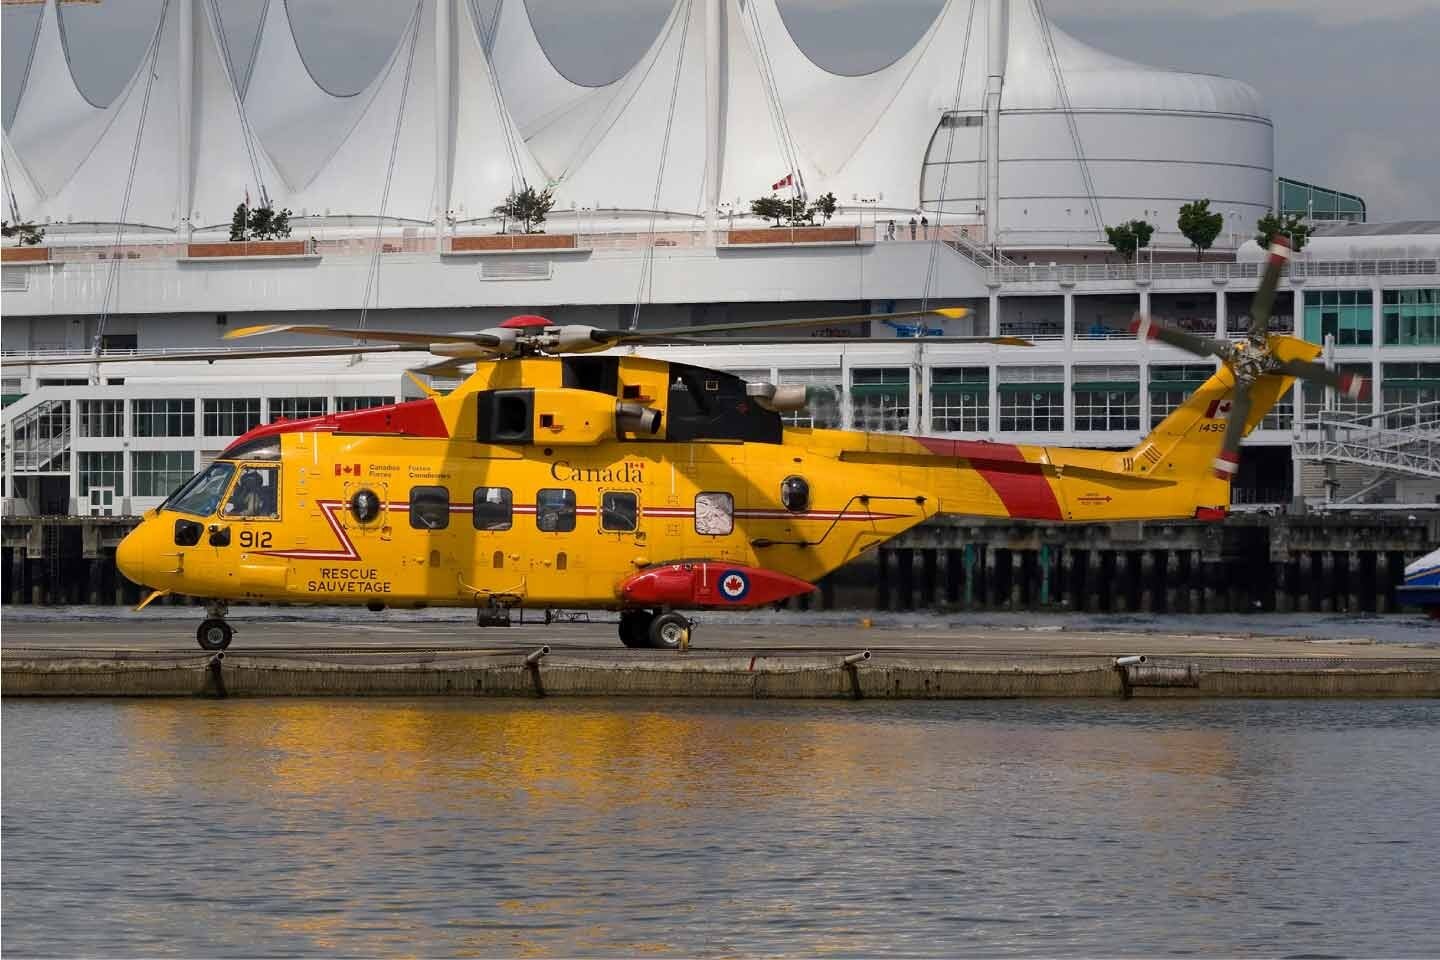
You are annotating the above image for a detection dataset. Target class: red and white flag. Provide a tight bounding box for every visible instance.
[771,172,793,191]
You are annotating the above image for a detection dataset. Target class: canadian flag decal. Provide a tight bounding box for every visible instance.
[1204,397,1233,419]
[334,463,361,477]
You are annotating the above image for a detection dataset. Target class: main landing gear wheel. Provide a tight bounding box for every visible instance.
[619,610,655,648]
[648,612,691,650]
[197,618,233,651]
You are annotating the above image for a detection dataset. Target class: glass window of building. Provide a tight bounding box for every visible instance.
[1277,177,1366,223]
[998,366,1064,432]
[1148,364,1214,427]
[132,399,195,437]
[1382,289,1439,346]
[79,451,123,496]
[1382,362,1440,428]
[335,396,395,412]
[777,368,842,428]
[133,451,195,497]
[78,399,124,437]
[1303,290,1373,346]
[270,397,328,421]
[850,367,910,433]
[1073,365,1139,431]
[1301,363,1373,421]
[930,367,989,433]
[203,398,262,437]
[1260,393,1295,431]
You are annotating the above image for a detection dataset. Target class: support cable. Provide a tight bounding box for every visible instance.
[469,0,531,195]
[207,0,272,207]
[919,0,977,312]
[1032,0,1102,238]
[743,1,805,201]
[93,0,170,359]
[357,1,422,336]
[629,0,693,330]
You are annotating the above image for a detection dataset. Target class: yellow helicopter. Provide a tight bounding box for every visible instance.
[14,239,1365,650]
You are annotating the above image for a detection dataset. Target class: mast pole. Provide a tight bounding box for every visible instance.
[985,0,1006,248]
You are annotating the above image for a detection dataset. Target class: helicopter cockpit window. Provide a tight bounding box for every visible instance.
[222,465,280,519]
[694,491,734,536]
[409,486,450,530]
[219,436,280,461]
[600,492,638,531]
[472,487,513,531]
[535,488,576,533]
[165,462,236,517]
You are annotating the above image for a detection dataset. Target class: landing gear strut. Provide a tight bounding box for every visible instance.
[197,601,233,651]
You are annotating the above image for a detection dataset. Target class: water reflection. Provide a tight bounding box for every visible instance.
[5,699,1439,957]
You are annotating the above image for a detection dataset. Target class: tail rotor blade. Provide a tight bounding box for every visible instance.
[1129,313,1234,360]
[1213,382,1253,481]
[1249,235,1292,345]
[1273,357,1370,401]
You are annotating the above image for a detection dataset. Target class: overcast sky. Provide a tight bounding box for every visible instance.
[3,0,1437,221]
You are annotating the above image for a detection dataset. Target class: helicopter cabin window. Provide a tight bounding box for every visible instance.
[694,492,734,536]
[535,488,576,533]
[472,487,513,531]
[221,465,280,519]
[600,492,638,531]
[409,486,450,530]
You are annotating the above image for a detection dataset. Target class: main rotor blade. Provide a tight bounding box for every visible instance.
[605,307,973,343]
[1,344,414,367]
[1248,235,1292,345]
[1273,357,1370,401]
[661,335,1032,347]
[225,324,497,346]
[1128,314,1234,360]
[1213,382,1253,481]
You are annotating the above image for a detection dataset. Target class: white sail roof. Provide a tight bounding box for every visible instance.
[1,0,1271,233]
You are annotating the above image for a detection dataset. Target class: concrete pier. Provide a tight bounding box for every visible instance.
[4,619,1437,700]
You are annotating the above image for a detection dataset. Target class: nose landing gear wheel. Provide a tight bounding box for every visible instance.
[648,612,691,650]
[197,619,233,651]
[618,610,655,648]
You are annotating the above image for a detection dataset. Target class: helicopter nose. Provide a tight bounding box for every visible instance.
[115,526,148,587]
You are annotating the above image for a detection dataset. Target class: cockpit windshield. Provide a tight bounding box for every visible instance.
[163,462,236,517]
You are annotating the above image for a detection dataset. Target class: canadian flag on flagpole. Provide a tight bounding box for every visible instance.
[771,172,793,191]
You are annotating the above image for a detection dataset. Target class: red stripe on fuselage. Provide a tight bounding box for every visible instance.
[915,437,1063,520]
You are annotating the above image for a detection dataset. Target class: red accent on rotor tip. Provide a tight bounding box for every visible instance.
[499,314,552,329]
[1341,374,1370,401]
[1128,314,1158,340]
[1212,451,1240,481]
[1267,235,1292,262]
[1194,506,1229,521]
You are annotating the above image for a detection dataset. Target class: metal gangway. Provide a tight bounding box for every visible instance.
[1294,401,1440,504]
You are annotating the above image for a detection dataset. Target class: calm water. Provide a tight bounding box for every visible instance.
[4,698,1438,958]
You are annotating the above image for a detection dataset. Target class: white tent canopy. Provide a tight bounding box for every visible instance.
[2,0,1273,243]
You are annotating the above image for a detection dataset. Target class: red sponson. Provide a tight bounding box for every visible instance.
[620,562,815,609]
[1194,506,1229,521]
